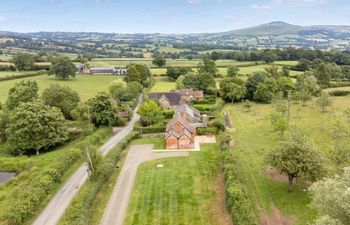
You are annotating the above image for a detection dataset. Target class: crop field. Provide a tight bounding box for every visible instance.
[0,74,117,102]
[124,141,224,225]
[149,77,176,92]
[222,96,350,225]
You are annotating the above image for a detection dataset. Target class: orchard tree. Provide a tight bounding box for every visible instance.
[227,65,240,77]
[242,100,253,112]
[88,92,121,127]
[166,67,192,80]
[309,167,350,225]
[316,92,332,112]
[152,55,166,67]
[137,101,164,126]
[124,63,151,86]
[266,128,325,191]
[6,80,38,110]
[41,84,80,119]
[198,58,218,77]
[219,77,247,103]
[11,53,34,71]
[48,56,76,79]
[6,100,68,155]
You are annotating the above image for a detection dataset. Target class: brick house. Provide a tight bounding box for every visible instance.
[175,104,201,123]
[171,89,204,102]
[165,115,196,149]
[149,92,181,108]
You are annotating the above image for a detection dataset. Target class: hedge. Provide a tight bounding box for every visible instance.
[3,128,112,225]
[59,131,139,225]
[0,71,46,82]
[329,81,350,88]
[133,126,166,134]
[221,149,258,225]
[197,127,218,135]
[328,90,350,96]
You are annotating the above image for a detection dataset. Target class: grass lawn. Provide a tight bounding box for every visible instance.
[124,139,224,225]
[0,74,118,102]
[223,96,350,224]
[149,77,176,92]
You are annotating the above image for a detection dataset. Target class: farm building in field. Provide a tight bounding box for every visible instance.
[89,67,126,75]
[171,89,204,101]
[165,115,196,149]
[149,92,181,108]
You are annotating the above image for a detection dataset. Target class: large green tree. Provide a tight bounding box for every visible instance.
[11,53,35,71]
[48,56,76,79]
[137,101,164,126]
[219,77,247,103]
[198,58,218,77]
[253,78,279,103]
[6,80,39,110]
[124,63,151,86]
[166,67,192,80]
[227,65,240,77]
[6,100,68,155]
[266,128,325,191]
[41,84,80,119]
[309,167,350,225]
[88,92,120,127]
[245,72,267,100]
[152,55,166,67]
[182,72,216,94]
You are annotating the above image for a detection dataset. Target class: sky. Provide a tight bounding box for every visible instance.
[0,0,349,33]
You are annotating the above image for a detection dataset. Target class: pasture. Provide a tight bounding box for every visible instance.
[149,77,176,92]
[0,74,117,102]
[124,141,225,225]
[0,71,42,78]
[222,96,350,225]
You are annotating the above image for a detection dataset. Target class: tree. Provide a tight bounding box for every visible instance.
[48,56,76,79]
[152,55,166,67]
[309,167,350,225]
[109,80,142,102]
[182,72,216,94]
[245,72,267,99]
[277,77,295,96]
[316,92,332,112]
[261,51,278,64]
[176,75,186,89]
[41,84,80,119]
[266,128,325,191]
[265,64,281,79]
[227,65,240,77]
[6,80,38,110]
[124,63,151,86]
[253,78,279,103]
[242,100,252,112]
[198,58,218,77]
[88,92,121,127]
[219,77,246,103]
[11,53,34,71]
[137,101,164,126]
[6,100,68,155]
[166,67,192,80]
[109,79,127,101]
[71,102,93,130]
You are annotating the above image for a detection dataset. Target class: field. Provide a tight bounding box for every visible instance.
[0,74,118,102]
[124,140,226,225]
[0,71,42,78]
[223,96,350,224]
[149,77,176,92]
[238,64,303,76]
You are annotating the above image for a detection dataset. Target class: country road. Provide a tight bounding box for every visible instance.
[100,145,189,225]
[32,94,143,225]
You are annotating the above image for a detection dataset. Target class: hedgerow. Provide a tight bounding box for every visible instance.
[59,131,139,225]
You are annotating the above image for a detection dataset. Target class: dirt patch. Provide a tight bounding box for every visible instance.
[211,169,234,225]
[266,167,289,183]
[259,205,294,225]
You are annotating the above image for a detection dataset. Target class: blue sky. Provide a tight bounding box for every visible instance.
[0,0,349,33]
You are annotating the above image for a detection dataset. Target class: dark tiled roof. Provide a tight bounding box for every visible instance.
[149,92,181,106]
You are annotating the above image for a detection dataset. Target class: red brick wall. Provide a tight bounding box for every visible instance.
[178,135,192,149]
[166,135,178,149]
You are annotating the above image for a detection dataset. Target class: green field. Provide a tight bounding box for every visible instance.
[125,141,224,225]
[0,71,42,78]
[149,77,176,92]
[0,75,118,102]
[238,64,303,76]
[223,96,350,224]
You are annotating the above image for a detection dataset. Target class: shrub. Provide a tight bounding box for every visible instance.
[328,90,350,96]
[209,118,226,131]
